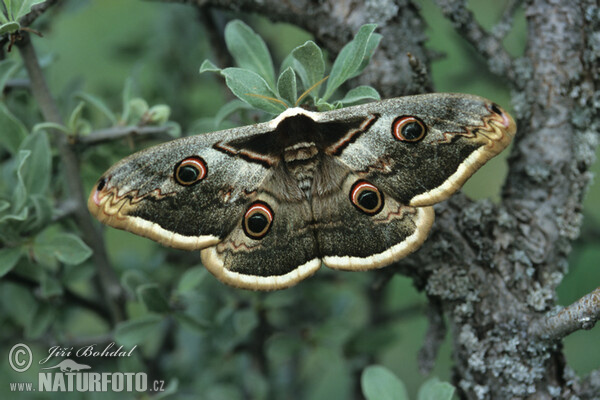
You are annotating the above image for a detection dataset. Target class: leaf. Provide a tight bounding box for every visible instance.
[221,67,286,114]
[32,122,70,135]
[22,193,52,233]
[137,283,171,314]
[25,302,56,339]
[76,92,117,125]
[19,130,51,195]
[291,41,325,98]
[0,21,18,34]
[213,99,253,128]
[0,246,22,277]
[324,24,378,101]
[337,86,380,106]
[40,272,63,298]
[361,365,409,400]
[176,266,208,293]
[199,59,220,73]
[120,77,134,122]
[115,314,163,348]
[351,32,382,79]
[417,378,456,400]
[13,0,45,20]
[33,230,93,267]
[0,59,20,93]
[277,66,297,106]
[174,312,211,332]
[11,149,30,213]
[0,103,28,154]
[224,20,276,89]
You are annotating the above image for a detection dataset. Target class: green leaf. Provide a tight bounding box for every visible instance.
[0,21,19,34]
[199,59,220,73]
[0,246,22,277]
[127,97,149,124]
[23,193,52,233]
[147,104,171,125]
[19,130,51,195]
[176,266,208,293]
[417,378,456,400]
[40,272,63,298]
[32,122,70,135]
[0,59,20,93]
[174,312,210,332]
[120,77,134,122]
[351,32,382,79]
[213,99,253,128]
[324,24,378,101]
[361,365,408,400]
[33,230,93,267]
[121,269,150,294]
[0,103,28,154]
[76,92,118,125]
[221,67,286,114]
[12,149,30,212]
[291,41,325,98]
[224,20,275,89]
[277,66,297,106]
[13,0,45,20]
[26,302,56,339]
[137,283,171,314]
[337,86,380,106]
[115,314,163,348]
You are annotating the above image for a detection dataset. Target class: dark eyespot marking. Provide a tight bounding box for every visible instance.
[350,180,384,215]
[174,156,207,186]
[97,177,106,191]
[490,103,502,115]
[243,201,274,239]
[392,116,427,142]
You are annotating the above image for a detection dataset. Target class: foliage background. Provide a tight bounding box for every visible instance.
[0,0,598,398]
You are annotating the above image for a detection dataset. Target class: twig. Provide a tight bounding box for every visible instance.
[529,287,600,341]
[491,0,523,40]
[434,0,516,82]
[77,125,174,146]
[16,33,125,324]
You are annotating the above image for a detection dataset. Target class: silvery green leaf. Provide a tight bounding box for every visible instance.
[361,365,408,400]
[0,59,20,93]
[291,41,325,98]
[0,103,27,154]
[33,230,93,267]
[351,32,382,79]
[115,315,163,348]
[221,67,286,114]
[338,86,380,106]
[138,283,171,314]
[12,149,30,212]
[214,99,253,128]
[19,131,51,195]
[224,20,276,89]
[277,66,297,106]
[324,24,377,101]
[13,0,45,20]
[417,378,456,400]
[199,59,220,74]
[67,101,85,133]
[0,246,22,277]
[76,92,118,125]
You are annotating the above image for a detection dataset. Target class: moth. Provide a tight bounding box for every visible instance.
[88,93,516,290]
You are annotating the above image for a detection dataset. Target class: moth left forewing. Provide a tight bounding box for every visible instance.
[319,93,516,207]
[88,124,278,251]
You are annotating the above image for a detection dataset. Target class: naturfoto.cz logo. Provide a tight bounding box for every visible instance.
[7,343,166,393]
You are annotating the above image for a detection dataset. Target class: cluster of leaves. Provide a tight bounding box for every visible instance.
[362,367,455,400]
[0,0,44,35]
[200,20,381,119]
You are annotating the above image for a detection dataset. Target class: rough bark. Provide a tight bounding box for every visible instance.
[158,0,600,398]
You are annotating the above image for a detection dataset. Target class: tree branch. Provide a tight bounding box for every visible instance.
[16,33,125,324]
[19,0,61,28]
[434,0,516,81]
[529,287,600,341]
[77,125,174,146]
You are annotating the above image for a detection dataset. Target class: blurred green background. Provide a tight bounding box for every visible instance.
[1,0,598,398]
